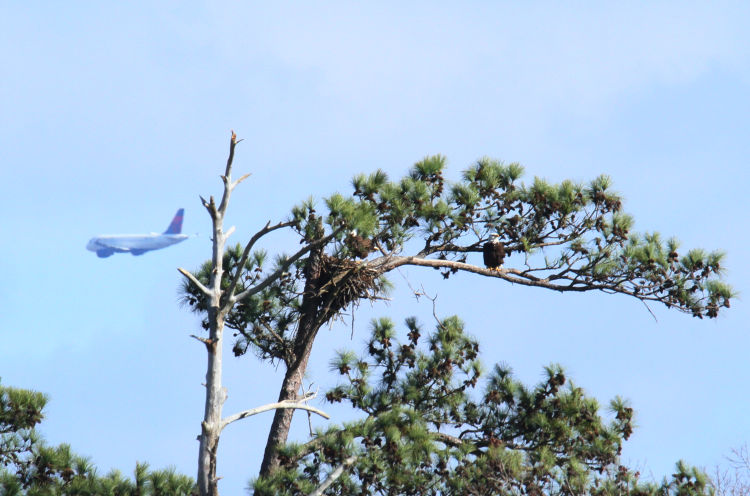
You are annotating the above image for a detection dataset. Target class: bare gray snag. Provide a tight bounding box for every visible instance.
[178,132,329,496]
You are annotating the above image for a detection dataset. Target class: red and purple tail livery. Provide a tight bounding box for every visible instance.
[164,208,185,234]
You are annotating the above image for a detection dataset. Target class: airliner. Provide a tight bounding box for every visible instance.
[86,209,188,258]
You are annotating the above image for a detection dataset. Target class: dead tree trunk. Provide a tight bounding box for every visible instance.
[196,309,227,495]
[180,132,332,495]
[184,132,254,496]
[195,202,232,495]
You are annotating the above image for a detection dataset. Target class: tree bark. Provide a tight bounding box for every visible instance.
[193,132,237,496]
[196,307,226,496]
[257,347,314,477]
[259,243,325,478]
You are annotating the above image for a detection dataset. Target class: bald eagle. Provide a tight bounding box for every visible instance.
[346,230,374,259]
[483,233,505,271]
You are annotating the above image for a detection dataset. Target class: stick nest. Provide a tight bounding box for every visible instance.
[316,254,382,315]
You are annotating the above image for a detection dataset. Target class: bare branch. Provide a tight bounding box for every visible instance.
[378,255,648,299]
[199,195,217,218]
[307,456,358,496]
[642,300,658,323]
[377,255,550,288]
[221,393,330,431]
[178,267,211,296]
[223,219,297,305]
[190,334,211,345]
[232,227,346,303]
[433,431,466,448]
[217,131,239,215]
[224,131,237,178]
[259,321,290,352]
[190,334,216,353]
[234,172,251,188]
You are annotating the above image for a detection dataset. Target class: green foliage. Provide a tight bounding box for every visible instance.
[182,157,732,370]
[0,385,46,434]
[180,152,732,491]
[1,380,47,472]
[0,379,195,495]
[0,447,195,496]
[180,242,298,363]
[252,319,714,495]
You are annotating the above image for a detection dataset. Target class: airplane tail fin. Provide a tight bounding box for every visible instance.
[164,209,185,234]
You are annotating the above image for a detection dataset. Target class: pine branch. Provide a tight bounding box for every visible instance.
[378,254,719,316]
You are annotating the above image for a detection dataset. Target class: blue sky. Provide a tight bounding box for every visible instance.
[2,2,749,493]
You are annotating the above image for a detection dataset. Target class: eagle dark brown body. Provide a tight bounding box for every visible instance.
[346,232,374,259]
[483,235,505,270]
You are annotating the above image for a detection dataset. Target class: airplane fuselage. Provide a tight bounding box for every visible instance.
[86,209,188,258]
[86,233,188,257]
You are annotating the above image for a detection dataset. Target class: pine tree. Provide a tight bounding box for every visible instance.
[180,133,732,495]
[0,379,47,479]
[0,378,195,495]
[252,317,714,495]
